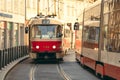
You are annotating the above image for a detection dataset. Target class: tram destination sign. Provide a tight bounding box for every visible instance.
[42,19,50,24]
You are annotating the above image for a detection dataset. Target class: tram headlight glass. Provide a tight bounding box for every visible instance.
[94,48,98,50]
[36,45,39,49]
[52,45,56,49]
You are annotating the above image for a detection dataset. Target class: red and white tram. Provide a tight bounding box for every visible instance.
[74,23,82,61]
[76,0,120,79]
[62,23,72,54]
[26,15,65,61]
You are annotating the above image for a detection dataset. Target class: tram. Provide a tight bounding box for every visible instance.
[25,15,66,61]
[76,0,120,80]
[74,23,82,61]
[62,23,72,54]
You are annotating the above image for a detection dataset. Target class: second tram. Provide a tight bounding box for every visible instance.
[76,0,120,80]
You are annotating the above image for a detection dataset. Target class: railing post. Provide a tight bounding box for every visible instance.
[0,50,1,70]
[3,50,5,68]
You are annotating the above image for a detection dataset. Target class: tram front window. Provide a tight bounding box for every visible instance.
[31,25,62,39]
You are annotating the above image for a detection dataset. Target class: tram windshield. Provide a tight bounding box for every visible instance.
[31,25,62,39]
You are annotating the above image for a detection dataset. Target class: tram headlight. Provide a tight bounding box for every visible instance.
[94,48,98,50]
[36,45,40,49]
[52,45,56,49]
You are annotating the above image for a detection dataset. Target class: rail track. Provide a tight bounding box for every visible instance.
[57,64,72,80]
[29,62,72,80]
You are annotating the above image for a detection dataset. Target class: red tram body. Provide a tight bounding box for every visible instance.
[26,16,66,60]
[62,24,72,54]
[75,25,82,61]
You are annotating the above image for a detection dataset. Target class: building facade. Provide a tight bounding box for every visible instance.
[0,0,25,49]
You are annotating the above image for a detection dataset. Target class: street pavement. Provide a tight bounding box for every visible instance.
[61,50,100,80]
[0,50,100,80]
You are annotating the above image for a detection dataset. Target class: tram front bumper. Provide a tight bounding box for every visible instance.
[29,51,64,59]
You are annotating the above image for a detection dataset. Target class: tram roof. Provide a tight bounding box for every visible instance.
[28,17,64,25]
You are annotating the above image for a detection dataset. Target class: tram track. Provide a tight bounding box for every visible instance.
[29,64,37,80]
[4,58,72,80]
[28,61,72,80]
[2,53,100,80]
[57,64,72,80]
[4,57,99,80]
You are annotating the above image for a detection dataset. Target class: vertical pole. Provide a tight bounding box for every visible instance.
[71,30,73,49]
[25,0,26,20]
[58,0,60,18]
[81,9,85,56]
[54,0,56,15]
[37,0,40,15]
[98,0,104,61]
[48,0,50,15]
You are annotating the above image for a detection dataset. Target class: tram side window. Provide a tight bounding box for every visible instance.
[36,27,41,38]
[105,27,120,52]
[88,28,96,40]
[56,25,63,38]
[32,26,42,38]
[76,30,82,39]
[64,29,70,38]
[88,27,99,41]
[84,27,99,42]
[83,26,99,49]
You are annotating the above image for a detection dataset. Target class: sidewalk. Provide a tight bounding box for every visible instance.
[0,56,29,80]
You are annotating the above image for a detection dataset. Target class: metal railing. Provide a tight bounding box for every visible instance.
[0,46,28,70]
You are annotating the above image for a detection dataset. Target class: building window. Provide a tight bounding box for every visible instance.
[13,23,19,47]
[20,24,24,45]
[0,0,6,11]
[0,22,5,49]
[7,0,12,12]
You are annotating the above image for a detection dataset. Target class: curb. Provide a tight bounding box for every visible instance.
[0,55,29,80]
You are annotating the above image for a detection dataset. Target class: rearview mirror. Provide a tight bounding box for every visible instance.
[74,22,79,30]
[25,27,29,33]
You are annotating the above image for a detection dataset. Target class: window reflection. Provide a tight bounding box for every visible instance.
[31,25,60,39]
[103,0,120,52]
[83,26,99,49]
